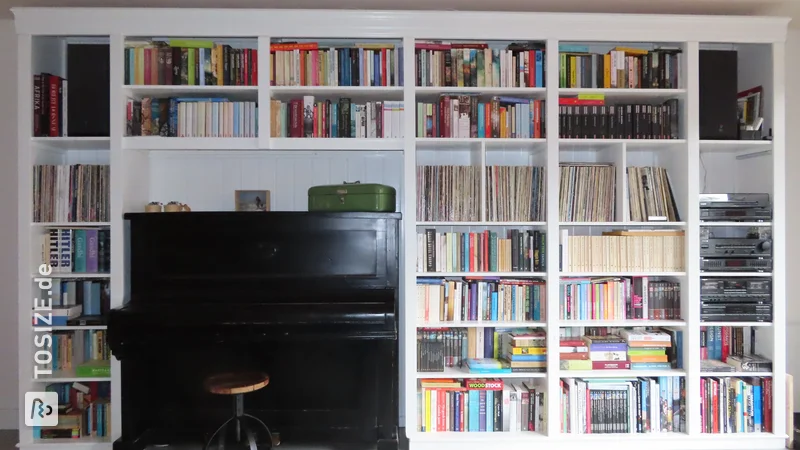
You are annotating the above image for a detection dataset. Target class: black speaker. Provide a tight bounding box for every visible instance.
[699,50,739,140]
[66,43,110,137]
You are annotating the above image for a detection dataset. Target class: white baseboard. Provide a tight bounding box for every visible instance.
[0,408,17,430]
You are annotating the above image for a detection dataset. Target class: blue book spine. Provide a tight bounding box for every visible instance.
[486,390,494,431]
[478,106,485,138]
[535,50,544,87]
[478,390,487,431]
[491,291,498,322]
[469,390,480,431]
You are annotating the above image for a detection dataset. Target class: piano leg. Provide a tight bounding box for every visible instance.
[376,340,399,450]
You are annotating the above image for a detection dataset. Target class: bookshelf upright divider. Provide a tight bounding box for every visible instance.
[544,37,561,439]
[13,8,789,450]
[684,40,703,436]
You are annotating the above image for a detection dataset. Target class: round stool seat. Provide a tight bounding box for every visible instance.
[204,371,269,395]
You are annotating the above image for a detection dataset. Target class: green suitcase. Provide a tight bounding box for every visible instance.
[308,181,396,212]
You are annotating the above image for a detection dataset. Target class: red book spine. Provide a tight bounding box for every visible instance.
[415,43,451,50]
[252,49,258,86]
[559,98,605,106]
[144,48,151,85]
[290,100,301,137]
[381,49,387,87]
[591,361,630,370]
[48,75,59,137]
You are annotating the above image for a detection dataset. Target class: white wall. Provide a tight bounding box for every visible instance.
[0,18,18,429]
[781,26,800,408]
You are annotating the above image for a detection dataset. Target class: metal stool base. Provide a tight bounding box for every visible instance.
[204,394,274,450]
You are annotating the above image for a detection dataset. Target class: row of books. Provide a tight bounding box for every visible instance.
[35,382,110,440]
[416,97,545,139]
[269,97,404,139]
[559,99,680,140]
[558,47,682,89]
[702,326,749,362]
[417,378,545,432]
[416,165,481,222]
[559,330,679,372]
[125,40,257,86]
[627,166,681,222]
[33,73,67,137]
[415,41,545,88]
[417,229,547,273]
[559,278,681,321]
[43,330,109,371]
[42,228,110,274]
[560,163,616,222]
[559,229,686,273]
[417,328,546,373]
[271,42,402,87]
[417,278,546,323]
[33,165,110,223]
[700,376,773,433]
[35,280,110,316]
[560,376,685,433]
[125,98,258,138]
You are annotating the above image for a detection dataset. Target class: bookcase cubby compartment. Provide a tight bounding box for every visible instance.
[124,37,258,87]
[416,145,482,223]
[271,38,403,87]
[700,375,774,434]
[557,41,686,91]
[558,276,685,325]
[30,381,111,443]
[417,376,547,434]
[558,325,685,375]
[417,277,547,324]
[699,143,774,201]
[124,90,259,140]
[31,151,110,224]
[31,225,111,277]
[484,146,547,223]
[32,36,111,139]
[269,91,404,140]
[558,96,682,141]
[31,326,111,382]
[416,225,547,275]
[700,325,773,374]
[143,150,402,213]
[415,40,546,89]
[625,143,688,223]
[558,227,686,275]
[559,375,687,434]
[416,93,545,139]
[559,142,624,223]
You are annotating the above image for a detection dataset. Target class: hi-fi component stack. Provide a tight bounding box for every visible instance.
[699,193,772,273]
[700,278,772,322]
[699,193,773,323]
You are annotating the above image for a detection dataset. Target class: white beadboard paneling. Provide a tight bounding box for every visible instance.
[148,151,403,212]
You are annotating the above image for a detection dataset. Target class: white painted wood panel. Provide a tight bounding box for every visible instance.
[148,151,404,212]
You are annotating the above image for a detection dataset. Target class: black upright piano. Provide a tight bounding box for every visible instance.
[107,211,401,449]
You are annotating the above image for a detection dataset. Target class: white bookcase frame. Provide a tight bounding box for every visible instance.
[13,7,789,450]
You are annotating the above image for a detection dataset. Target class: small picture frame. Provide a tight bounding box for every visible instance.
[235,190,271,212]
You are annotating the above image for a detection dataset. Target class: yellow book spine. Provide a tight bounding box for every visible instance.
[604,54,612,88]
[569,55,577,88]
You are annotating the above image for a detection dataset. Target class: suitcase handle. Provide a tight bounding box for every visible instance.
[342,181,361,184]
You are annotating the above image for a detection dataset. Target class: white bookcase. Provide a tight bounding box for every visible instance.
[13,7,789,450]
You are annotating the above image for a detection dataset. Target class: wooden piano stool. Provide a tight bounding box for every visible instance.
[203,372,280,450]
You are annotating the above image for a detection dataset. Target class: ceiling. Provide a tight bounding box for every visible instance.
[2,0,797,20]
